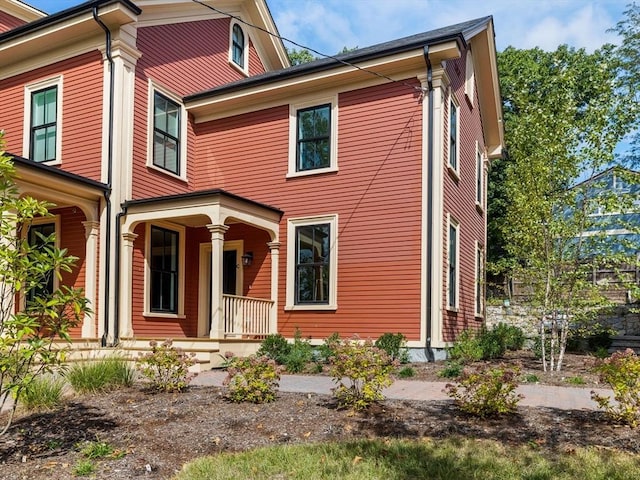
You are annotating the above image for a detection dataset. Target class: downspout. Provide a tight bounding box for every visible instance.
[113,204,127,344]
[93,6,115,347]
[423,45,435,362]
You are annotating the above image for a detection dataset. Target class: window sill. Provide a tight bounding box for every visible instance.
[447,165,460,181]
[143,312,186,320]
[229,60,249,77]
[284,304,338,311]
[475,202,484,214]
[475,314,484,320]
[446,306,458,313]
[147,163,188,183]
[286,165,338,179]
[38,159,62,166]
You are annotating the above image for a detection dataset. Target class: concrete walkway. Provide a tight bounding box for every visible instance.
[191,370,613,411]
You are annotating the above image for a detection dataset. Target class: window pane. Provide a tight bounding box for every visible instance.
[45,126,56,160]
[449,225,457,307]
[232,24,244,66]
[44,88,57,123]
[32,91,46,125]
[32,130,46,161]
[150,226,179,313]
[295,223,330,304]
[296,105,331,172]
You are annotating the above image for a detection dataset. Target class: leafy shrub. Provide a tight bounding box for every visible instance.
[328,336,397,410]
[444,364,522,417]
[375,333,410,364]
[285,330,314,373]
[18,374,65,411]
[315,332,341,364]
[257,334,291,365]
[594,346,610,359]
[137,340,196,392]
[224,354,282,403]
[477,328,507,360]
[397,366,415,378]
[437,361,463,379]
[523,373,539,383]
[591,348,640,427]
[448,329,484,363]
[492,323,526,351]
[67,356,135,394]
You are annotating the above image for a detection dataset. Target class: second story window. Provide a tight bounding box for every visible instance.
[30,86,58,162]
[297,104,331,172]
[153,92,180,175]
[449,96,459,173]
[231,23,245,68]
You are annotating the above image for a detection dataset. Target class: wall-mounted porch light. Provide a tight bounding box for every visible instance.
[241,251,253,267]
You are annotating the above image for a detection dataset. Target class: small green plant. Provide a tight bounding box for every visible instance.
[72,459,95,476]
[80,440,114,459]
[257,333,291,364]
[591,348,640,427]
[224,354,282,403]
[448,329,484,363]
[17,374,65,411]
[285,329,314,373]
[397,366,415,378]
[437,361,463,379]
[444,364,522,417]
[375,333,410,364]
[593,346,610,359]
[523,373,539,383]
[137,340,196,392]
[66,356,135,394]
[328,336,397,411]
[566,376,586,385]
[46,439,63,450]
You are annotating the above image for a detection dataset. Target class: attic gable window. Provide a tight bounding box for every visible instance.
[229,21,248,74]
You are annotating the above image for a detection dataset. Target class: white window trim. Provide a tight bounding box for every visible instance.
[20,214,61,308]
[447,92,460,178]
[23,76,63,165]
[475,141,485,211]
[228,19,249,76]
[143,221,186,319]
[475,241,484,317]
[287,95,338,178]
[447,215,459,311]
[285,214,338,311]
[146,80,188,182]
[465,49,475,106]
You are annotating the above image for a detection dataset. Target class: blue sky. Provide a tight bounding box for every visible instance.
[26,1,628,54]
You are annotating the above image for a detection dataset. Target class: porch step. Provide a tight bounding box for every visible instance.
[609,335,640,354]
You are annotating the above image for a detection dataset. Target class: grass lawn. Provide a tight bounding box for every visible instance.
[174,437,640,480]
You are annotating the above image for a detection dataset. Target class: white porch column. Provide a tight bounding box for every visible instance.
[81,221,100,338]
[118,232,138,338]
[207,224,229,339]
[267,241,280,334]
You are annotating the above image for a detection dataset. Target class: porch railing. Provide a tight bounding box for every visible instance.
[223,294,274,338]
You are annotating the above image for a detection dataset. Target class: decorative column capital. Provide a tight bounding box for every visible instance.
[122,232,138,246]
[267,241,281,252]
[206,224,229,241]
[82,220,100,239]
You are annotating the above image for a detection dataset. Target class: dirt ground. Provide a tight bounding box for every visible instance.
[1,351,638,480]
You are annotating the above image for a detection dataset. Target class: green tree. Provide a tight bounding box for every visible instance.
[496,45,637,371]
[0,133,89,434]
[287,47,315,66]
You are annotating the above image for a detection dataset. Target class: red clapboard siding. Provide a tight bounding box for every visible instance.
[0,11,26,33]
[0,51,104,182]
[441,49,486,342]
[193,80,424,341]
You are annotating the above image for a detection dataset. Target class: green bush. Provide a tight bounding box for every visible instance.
[285,330,314,373]
[591,348,640,427]
[477,328,506,360]
[444,364,522,417]
[375,333,410,364]
[492,323,526,351]
[67,356,135,394]
[224,354,282,403]
[137,340,196,392]
[328,336,397,411]
[437,361,463,379]
[18,374,65,411]
[448,330,484,363]
[257,334,292,365]
[397,366,415,378]
[315,332,341,364]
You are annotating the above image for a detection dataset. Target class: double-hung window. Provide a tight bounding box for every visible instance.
[150,226,179,313]
[153,91,181,175]
[26,222,56,304]
[476,142,484,208]
[297,104,331,172]
[449,96,459,173]
[286,215,338,310]
[475,243,483,316]
[231,24,245,68]
[24,77,62,164]
[448,217,459,309]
